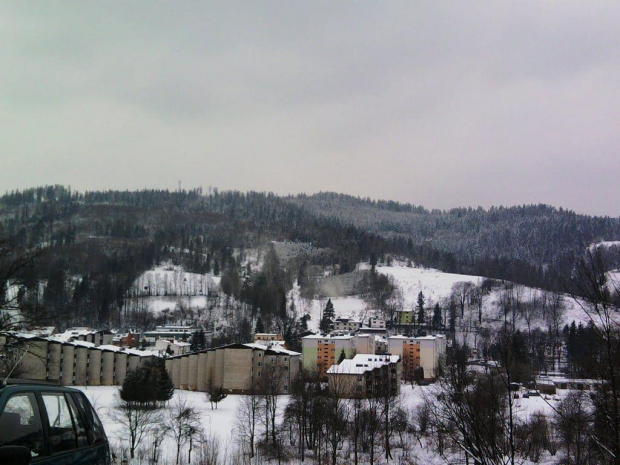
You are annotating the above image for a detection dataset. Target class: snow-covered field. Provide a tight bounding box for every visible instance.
[376,264,591,330]
[290,288,370,332]
[79,386,250,464]
[78,383,567,465]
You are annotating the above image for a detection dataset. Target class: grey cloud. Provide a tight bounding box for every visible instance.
[1,1,619,216]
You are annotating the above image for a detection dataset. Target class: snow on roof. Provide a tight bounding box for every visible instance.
[388,334,445,341]
[124,348,158,357]
[302,334,355,340]
[15,333,42,340]
[243,343,300,356]
[72,341,97,348]
[326,354,400,375]
[98,345,124,352]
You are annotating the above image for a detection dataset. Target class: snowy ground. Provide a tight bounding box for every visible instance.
[376,264,595,331]
[78,386,253,464]
[77,381,568,465]
[290,287,371,333]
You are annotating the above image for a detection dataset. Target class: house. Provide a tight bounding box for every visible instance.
[326,354,401,398]
[395,310,414,325]
[143,325,196,344]
[112,331,140,348]
[332,318,362,333]
[254,333,284,343]
[368,317,386,329]
[154,339,191,356]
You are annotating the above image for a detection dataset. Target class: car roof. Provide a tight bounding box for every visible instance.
[0,379,83,394]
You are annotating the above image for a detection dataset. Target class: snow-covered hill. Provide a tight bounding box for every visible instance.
[288,263,592,336]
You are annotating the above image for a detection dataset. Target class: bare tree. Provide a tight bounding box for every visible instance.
[283,369,322,462]
[426,345,514,465]
[348,396,364,465]
[359,396,382,465]
[150,424,171,464]
[544,291,565,370]
[205,376,228,410]
[0,238,47,377]
[379,384,401,462]
[258,361,285,447]
[451,281,475,319]
[111,394,163,459]
[323,373,350,465]
[235,388,262,459]
[555,391,592,464]
[196,432,222,465]
[166,394,202,465]
[568,249,620,464]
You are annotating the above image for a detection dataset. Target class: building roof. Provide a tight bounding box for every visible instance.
[303,334,355,340]
[326,354,400,375]
[97,345,124,353]
[124,348,158,357]
[244,342,300,356]
[388,334,445,341]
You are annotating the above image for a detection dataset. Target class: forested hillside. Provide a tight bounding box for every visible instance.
[1,185,619,331]
[288,192,620,289]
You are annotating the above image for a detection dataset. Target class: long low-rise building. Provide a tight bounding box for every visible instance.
[0,333,157,386]
[165,342,301,395]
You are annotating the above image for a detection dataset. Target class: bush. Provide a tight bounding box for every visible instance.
[120,358,174,405]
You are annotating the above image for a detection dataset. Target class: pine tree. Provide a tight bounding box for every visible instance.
[120,358,174,405]
[197,328,207,350]
[337,348,347,364]
[319,314,332,334]
[255,316,265,334]
[157,363,175,402]
[324,299,335,320]
[432,303,443,329]
[190,330,200,352]
[417,291,426,326]
[119,368,146,403]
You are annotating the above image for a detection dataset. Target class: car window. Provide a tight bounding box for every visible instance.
[65,393,89,447]
[71,392,107,444]
[42,392,78,453]
[0,392,45,457]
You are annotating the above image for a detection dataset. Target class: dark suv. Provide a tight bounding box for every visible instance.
[0,380,111,465]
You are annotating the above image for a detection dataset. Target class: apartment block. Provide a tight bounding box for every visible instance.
[166,342,301,395]
[0,334,157,386]
[326,354,401,398]
[388,335,446,380]
[301,334,357,375]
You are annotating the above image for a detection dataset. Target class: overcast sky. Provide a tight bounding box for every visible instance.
[2,2,619,216]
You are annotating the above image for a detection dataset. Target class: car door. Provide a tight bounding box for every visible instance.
[0,391,47,461]
[35,391,109,465]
